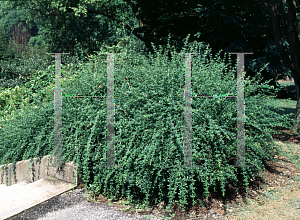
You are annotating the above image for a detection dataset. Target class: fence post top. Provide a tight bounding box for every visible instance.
[46,53,71,57]
[228,52,254,55]
[46,53,71,54]
[97,52,124,54]
[174,53,201,54]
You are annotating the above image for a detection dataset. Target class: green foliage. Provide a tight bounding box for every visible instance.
[0,20,7,60]
[0,44,56,129]
[5,0,299,87]
[0,21,16,61]
[0,2,32,58]
[0,43,53,89]
[0,34,296,211]
[27,35,47,49]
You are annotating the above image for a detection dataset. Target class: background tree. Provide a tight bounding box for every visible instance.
[9,21,31,53]
[5,0,142,62]
[5,0,300,132]
[260,0,300,132]
[0,1,40,58]
[6,0,296,83]
[0,20,8,61]
[0,1,18,61]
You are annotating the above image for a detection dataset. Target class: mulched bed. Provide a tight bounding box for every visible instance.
[271,126,300,145]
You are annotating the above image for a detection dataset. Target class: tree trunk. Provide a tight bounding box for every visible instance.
[293,69,300,133]
[261,0,300,134]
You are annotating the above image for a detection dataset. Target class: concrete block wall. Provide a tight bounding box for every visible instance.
[0,155,81,187]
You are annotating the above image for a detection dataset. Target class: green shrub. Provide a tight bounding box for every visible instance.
[0,44,53,89]
[0,34,296,211]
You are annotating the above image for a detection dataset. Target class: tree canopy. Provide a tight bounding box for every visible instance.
[4,0,299,87]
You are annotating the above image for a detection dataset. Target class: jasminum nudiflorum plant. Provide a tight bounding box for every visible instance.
[0,34,295,212]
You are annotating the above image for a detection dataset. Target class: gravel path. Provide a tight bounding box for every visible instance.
[7,188,163,220]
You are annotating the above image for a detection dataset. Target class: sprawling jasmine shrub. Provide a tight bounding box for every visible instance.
[0,34,295,212]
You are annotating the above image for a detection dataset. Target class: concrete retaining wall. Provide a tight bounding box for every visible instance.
[0,155,82,186]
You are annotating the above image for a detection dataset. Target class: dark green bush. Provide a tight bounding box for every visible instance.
[0,44,53,90]
[0,34,296,212]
